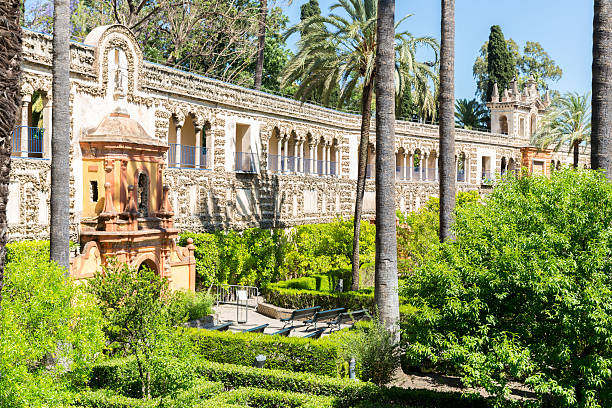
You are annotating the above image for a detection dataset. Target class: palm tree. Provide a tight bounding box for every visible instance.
[439,0,455,243]
[374,0,400,341]
[592,1,612,177]
[0,0,22,309]
[282,0,438,290]
[50,0,71,269]
[254,0,267,90]
[455,98,488,130]
[532,92,591,168]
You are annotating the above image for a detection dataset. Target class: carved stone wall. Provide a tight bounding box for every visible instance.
[8,26,590,241]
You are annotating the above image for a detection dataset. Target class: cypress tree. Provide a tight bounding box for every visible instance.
[486,25,516,101]
[300,0,322,37]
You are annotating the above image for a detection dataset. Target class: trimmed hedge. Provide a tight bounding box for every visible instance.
[207,387,335,408]
[262,284,376,310]
[89,357,519,408]
[183,327,343,376]
[74,390,158,408]
[273,270,349,292]
[261,285,418,322]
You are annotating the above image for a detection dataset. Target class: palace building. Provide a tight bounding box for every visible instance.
[9,25,588,283]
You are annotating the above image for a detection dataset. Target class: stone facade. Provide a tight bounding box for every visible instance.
[8,25,590,243]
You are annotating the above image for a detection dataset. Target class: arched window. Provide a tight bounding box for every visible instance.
[501,157,507,175]
[530,114,537,136]
[499,116,509,135]
[137,172,149,217]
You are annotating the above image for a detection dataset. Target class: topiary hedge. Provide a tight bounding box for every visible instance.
[261,284,375,310]
[183,327,344,376]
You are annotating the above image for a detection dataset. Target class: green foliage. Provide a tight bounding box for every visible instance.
[283,0,439,120]
[531,91,591,166]
[180,219,375,288]
[262,284,375,311]
[89,357,494,408]
[167,290,214,322]
[182,327,343,376]
[402,169,612,406]
[339,318,401,386]
[474,33,562,103]
[486,25,516,102]
[455,98,489,130]
[0,241,105,408]
[211,387,335,408]
[87,261,198,399]
[397,191,480,272]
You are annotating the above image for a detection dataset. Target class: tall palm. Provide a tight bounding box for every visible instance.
[0,0,22,309]
[50,0,71,269]
[439,0,455,243]
[455,98,487,130]
[282,0,438,290]
[532,92,591,168]
[592,0,612,177]
[374,0,400,340]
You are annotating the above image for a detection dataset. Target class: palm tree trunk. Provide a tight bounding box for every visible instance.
[374,0,400,341]
[254,0,267,90]
[573,140,580,168]
[439,0,456,242]
[351,77,374,291]
[592,0,612,178]
[0,0,22,310]
[50,0,71,269]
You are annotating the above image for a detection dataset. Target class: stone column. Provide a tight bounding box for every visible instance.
[421,153,427,181]
[435,154,439,181]
[20,95,31,156]
[175,124,182,167]
[310,143,315,174]
[299,141,305,173]
[283,138,289,173]
[42,95,52,158]
[335,146,340,177]
[323,143,328,176]
[194,126,202,168]
[313,142,318,175]
[407,152,412,181]
[277,138,282,173]
[403,153,408,180]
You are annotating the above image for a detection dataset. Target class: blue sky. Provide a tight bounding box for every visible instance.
[281,0,593,101]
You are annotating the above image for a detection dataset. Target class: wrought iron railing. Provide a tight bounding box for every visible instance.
[457,170,466,182]
[12,126,44,157]
[235,151,256,173]
[168,144,209,169]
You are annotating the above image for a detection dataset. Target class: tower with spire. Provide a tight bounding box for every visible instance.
[486,75,551,142]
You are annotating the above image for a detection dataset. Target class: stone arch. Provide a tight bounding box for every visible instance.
[268,127,282,172]
[499,115,508,135]
[133,253,158,274]
[530,113,537,136]
[501,156,507,175]
[457,152,467,182]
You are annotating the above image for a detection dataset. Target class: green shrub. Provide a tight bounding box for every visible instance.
[339,317,401,386]
[184,327,343,376]
[209,387,335,408]
[168,290,214,322]
[402,170,612,406]
[179,219,376,288]
[74,389,158,408]
[273,269,350,292]
[1,241,105,408]
[262,285,375,310]
[90,357,496,408]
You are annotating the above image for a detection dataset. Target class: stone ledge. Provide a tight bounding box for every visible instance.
[256,302,292,320]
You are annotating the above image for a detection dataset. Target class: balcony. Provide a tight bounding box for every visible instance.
[330,161,337,176]
[235,151,256,173]
[457,169,466,182]
[12,126,44,158]
[268,155,303,173]
[168,144,209,169]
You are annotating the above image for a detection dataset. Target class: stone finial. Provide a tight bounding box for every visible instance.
[159,185,174,214]
[511,79,519,99]
[491,83,499,102]
[544,90,551,105]
[502,88,509,102]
